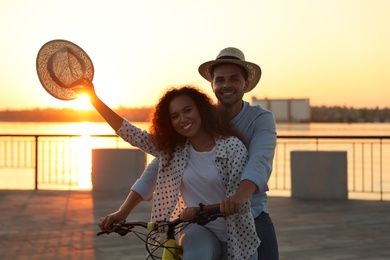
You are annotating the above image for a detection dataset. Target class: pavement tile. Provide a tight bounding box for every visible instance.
[0,190,389,260]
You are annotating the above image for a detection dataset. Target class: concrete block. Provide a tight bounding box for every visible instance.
[92,149,146,192]
[291,151,348,200]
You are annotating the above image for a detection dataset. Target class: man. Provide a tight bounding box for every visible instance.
[197,47,279,259]
[99,47,279,260]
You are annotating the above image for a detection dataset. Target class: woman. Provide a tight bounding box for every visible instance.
[82,80,259,260]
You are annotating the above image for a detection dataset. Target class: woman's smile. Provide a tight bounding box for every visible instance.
[182,122,193,131]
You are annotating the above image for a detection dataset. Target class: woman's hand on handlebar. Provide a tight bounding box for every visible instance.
[98,210,128,231]
[99,190,143,231]
[180,207,200,221]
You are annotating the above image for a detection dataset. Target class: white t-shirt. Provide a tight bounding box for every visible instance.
[180,144,227,242]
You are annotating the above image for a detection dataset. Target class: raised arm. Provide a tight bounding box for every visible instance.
[80,79,123,131]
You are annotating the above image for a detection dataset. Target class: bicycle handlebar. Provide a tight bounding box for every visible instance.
[96,220,148,236]
[191,203,224,225]
[97,203,223,237]
[96,204,223,259]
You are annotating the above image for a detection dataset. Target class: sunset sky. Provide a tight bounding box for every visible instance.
[0,0,389,110]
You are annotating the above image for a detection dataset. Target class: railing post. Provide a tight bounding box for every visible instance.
[35,136,38,190]
[380,138,383,201]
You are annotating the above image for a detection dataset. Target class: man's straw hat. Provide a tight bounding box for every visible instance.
[198,47,261,92]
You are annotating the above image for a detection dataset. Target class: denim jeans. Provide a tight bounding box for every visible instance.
[178,223,258,260]
[255,212,279,260]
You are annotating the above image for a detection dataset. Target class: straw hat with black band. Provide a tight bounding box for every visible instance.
[198,47,262,92]
[36,39,94,100]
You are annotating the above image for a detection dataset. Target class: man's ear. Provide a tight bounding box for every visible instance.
[211,82,216,93]
[243,80,250,91]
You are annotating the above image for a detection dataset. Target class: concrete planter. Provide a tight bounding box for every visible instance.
[92,149,146,192]
[291,151,348,200]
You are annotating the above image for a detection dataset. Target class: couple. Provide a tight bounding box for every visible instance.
[86,47,278,260]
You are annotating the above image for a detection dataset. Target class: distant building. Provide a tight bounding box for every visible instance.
[252,97,311,122]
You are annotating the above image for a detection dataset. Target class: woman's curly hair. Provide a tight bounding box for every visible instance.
[150,85,240,164]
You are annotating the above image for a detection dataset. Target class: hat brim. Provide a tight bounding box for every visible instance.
[36,39,94,100]
[198,59,261,93]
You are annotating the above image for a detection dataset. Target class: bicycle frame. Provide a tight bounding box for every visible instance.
[161,238,182,260]
[147,218,183,260]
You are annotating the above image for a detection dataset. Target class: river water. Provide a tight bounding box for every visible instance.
[1,121,390,136]
[1,122,389,199]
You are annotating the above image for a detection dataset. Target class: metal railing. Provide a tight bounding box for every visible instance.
[271,135,389,200]
[1,134,389,200]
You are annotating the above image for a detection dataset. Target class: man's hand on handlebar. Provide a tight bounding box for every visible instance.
[220,194,246,216]
[180,194,246,222]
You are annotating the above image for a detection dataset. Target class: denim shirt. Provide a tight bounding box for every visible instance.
[131,101,277,217]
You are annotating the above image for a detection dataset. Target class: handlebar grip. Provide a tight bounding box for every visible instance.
[199,203,221,216]
[204,206,221,215]
[192,203,224,226]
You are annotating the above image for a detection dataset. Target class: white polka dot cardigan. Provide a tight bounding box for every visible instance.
[117,119,260,259]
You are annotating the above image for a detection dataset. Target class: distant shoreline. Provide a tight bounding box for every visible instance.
[0,107,152,123]
[1,106,389,123]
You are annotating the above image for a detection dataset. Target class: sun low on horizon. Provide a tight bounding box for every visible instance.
[71,94,94,111]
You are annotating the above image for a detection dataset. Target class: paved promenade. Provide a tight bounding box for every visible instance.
[0,190,389,260]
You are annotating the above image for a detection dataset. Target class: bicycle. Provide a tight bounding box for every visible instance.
[97,203,223,260]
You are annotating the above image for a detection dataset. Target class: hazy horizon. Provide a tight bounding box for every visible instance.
[1,0,389,110]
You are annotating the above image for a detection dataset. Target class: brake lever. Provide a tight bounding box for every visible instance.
[96,230,111,236]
